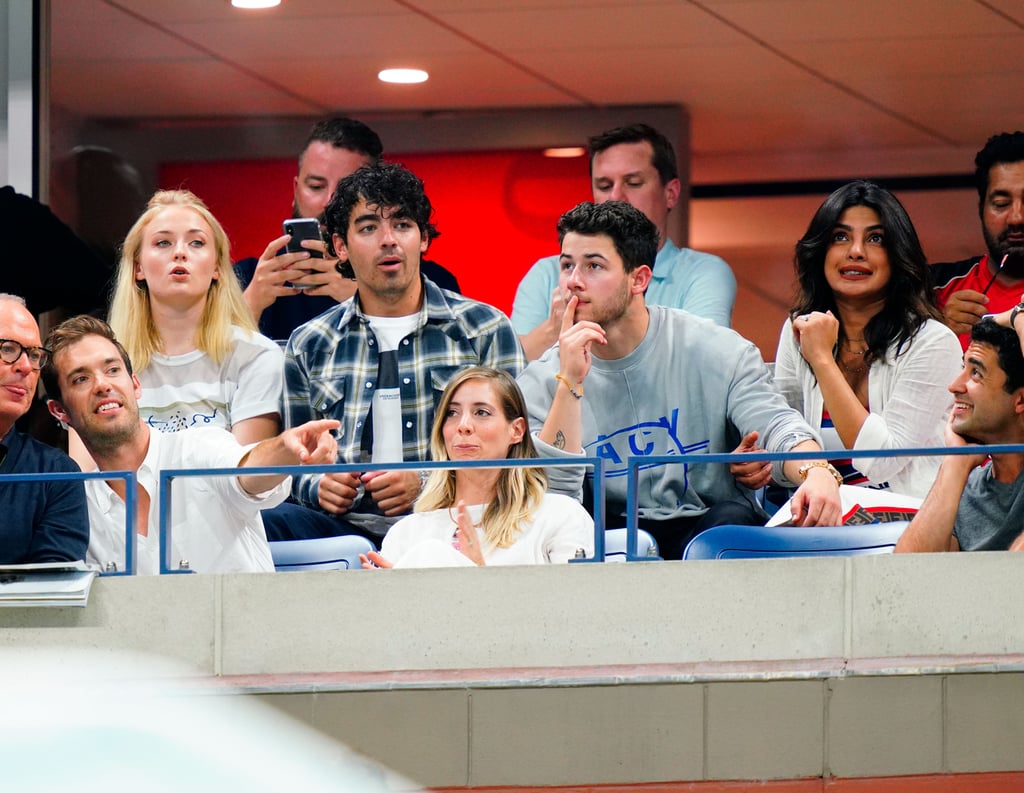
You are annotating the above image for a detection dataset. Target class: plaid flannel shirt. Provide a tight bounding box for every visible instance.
[283,277,525,511]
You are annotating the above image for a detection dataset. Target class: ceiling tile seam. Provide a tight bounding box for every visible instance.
[101,0,331,115]
[392,0,598,107]
[974,0,1024,29]
[680,0,962,147]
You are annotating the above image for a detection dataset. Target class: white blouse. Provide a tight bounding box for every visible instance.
[773,317,962,498]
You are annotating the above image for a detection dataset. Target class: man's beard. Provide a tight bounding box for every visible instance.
[292,202,326,224]
[984,226,1024,278]
[79,409,142,458]
[583,286,631,328]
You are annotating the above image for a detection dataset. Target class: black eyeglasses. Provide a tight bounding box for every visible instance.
[0,339,51,370]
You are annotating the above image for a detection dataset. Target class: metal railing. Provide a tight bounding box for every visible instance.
[621,443,1023,561]
[0,469,137,574]
[9,442,1017,572]
[157,457,607,574]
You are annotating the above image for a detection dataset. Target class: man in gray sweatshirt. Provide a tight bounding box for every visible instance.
[517,201,841,559]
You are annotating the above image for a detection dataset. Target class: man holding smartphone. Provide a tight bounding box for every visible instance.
[265,162,523,543]
[933,131,1024,350]
[235,116,460,344]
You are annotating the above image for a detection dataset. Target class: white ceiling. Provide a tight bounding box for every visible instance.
[49,0,1024,184]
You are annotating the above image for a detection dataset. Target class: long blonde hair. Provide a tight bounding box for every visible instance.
[417,367,547,550]
[108,189,255,371]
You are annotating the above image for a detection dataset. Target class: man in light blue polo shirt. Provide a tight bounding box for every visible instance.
[511,123,736,360]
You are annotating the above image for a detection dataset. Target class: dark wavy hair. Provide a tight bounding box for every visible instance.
[557,200,659,274]
[324,162,440,251]
[971,318,1024,393]
[792,180,942,365]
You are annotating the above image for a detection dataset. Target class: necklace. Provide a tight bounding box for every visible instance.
[840,360,867,374]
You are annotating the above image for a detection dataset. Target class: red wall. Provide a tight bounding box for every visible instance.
[159,150,591,317]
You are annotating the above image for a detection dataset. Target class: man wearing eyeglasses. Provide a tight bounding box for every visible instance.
[0,294,88,564]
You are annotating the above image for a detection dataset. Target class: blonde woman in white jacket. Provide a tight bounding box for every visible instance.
[733,181,961,499]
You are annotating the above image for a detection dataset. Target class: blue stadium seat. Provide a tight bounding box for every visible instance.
[682,521,909,560]
[603,528,660,561]
[269,535,376,571]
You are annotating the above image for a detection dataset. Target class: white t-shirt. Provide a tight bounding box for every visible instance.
[85,427,286,574]
[365,313,418,463]
[138,325,283,433]
[381,492,595,566]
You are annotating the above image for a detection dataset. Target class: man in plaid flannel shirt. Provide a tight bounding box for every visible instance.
[265,162,524,543]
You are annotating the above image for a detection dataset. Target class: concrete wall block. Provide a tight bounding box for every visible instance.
[309,689,470,788]
[706,680,825,779]
[470,684,703,786]
[827,676,942,777]
[647,560,848,662]
[0,574,218,673]
[850,555,1024,658]
[256,691,315,725]
[946,673,1024,773]
[217,560,850,675]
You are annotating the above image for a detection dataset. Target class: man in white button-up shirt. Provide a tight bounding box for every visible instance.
[42,316,338,574]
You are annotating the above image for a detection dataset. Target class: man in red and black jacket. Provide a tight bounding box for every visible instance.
[933,131,1024,350]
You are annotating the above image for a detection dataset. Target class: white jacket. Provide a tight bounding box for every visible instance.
[773,317,962,498]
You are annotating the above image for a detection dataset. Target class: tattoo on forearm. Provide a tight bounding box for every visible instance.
[554,430,566,450]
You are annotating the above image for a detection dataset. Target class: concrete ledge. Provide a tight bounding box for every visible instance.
[208,654,1024,694]
[3,554,1024,784]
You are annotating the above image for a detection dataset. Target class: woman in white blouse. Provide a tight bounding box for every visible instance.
[361,367,594,568]
[734,180,961,499]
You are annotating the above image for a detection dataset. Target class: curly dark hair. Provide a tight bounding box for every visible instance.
[324,162,440,252]
[970,318,1024,393]
[557,201,659,274]
[587,123,678,186]
[973,131,1024,214]
[792,180,942,366]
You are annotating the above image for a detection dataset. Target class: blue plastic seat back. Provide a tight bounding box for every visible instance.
[269,534,376,571]
[603,528,660,561]
[682,521,909,560]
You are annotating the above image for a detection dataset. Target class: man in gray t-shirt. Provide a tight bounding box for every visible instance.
[896,318,1024,552]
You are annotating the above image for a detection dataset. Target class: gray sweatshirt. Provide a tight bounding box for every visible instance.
[518,306,820,522]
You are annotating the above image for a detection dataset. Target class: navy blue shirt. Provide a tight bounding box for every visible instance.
[234,257,462,344]
[0,427,89,564]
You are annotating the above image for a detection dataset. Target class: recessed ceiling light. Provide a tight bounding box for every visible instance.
[543,147,586,158]
[231,0,280,8]
[378,68,429,85]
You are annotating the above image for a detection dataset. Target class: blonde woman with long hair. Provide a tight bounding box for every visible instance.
[106,189,283,445]
[361,367,593,567]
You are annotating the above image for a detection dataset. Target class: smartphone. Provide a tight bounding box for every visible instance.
[283,218,324,258]
[282,218,324,289]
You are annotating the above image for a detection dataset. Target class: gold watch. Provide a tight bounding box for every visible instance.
[797,460,843,487]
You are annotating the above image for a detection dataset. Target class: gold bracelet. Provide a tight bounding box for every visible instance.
[555,374,584,400]
[797,460,843,487]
